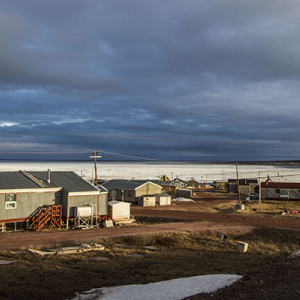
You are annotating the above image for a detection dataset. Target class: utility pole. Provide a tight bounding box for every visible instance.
[236,162,241,204]
[90,150,101,186]
[259,171,261,204]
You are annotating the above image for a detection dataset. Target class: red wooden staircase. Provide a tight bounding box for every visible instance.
[31,205,62,231]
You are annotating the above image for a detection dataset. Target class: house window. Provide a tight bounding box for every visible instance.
[128,191,132,197]
[5,194,17,209]
[275,189,280,194]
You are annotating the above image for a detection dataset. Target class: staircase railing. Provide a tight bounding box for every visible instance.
[31,205,62,231]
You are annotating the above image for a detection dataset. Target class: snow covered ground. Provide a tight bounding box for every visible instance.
[0,160,299,183]
[72,274,242,300]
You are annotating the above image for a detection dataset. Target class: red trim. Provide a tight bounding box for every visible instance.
[0,218,27,223]
[262,182,300,189]
[66,195,69,218]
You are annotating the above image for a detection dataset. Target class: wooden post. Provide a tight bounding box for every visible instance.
[259,171,261,204]
[236,162,241,204]
[90,151,101,186]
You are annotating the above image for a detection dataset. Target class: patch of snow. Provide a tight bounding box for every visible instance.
[290,250,300,258]
[72,274,242,300]
[172,197,194,202]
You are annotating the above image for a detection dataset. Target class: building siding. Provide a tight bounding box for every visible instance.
[0,190,61,222]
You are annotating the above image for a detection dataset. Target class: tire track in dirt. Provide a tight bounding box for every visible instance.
[0,221,253,251]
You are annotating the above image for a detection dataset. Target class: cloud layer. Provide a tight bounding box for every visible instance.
[1,0,300,161]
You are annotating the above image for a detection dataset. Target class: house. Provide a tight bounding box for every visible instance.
[153,180,176,195]
[153,176,186,196]
[169,176,186,188]
[102,180,162,204]
[256,182,300,201]
[0,170,108,231]
[228,179,258,194]
[186,178,199,188]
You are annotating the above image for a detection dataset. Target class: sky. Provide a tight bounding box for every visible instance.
[1,0,300,162]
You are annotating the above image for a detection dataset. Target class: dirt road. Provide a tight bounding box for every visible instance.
[1,191,299,251]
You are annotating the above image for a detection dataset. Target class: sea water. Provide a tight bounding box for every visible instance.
[0,160,300,183]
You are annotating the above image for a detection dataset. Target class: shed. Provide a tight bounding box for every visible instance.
[155,193,172,206]
[138,195,156,207]
[108,201,131,220]
[175,189,192,198]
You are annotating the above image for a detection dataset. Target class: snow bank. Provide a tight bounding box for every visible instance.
[172,197,194,202]
[72,274,242,300]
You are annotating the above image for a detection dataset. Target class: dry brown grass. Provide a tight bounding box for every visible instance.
[1,228,300,300]
[170,200,300,218]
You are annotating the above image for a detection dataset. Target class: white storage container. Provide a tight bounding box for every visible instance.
[74,206,92,218]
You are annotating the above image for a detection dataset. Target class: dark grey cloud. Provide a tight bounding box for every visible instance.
[0,0,300,161]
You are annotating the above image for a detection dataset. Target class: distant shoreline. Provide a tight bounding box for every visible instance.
[0,159,299,166]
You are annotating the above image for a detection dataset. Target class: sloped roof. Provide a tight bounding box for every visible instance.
[108,200,130,206]
[103,179,161,190]
[0,171,99,192]
[261,182,300,189]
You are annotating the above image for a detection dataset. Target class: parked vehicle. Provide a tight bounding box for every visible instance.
[248,192,259,200]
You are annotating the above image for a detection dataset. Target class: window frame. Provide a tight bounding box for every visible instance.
[5,193,17,209]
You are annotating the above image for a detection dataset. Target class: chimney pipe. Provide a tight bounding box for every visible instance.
[47,169,51,184]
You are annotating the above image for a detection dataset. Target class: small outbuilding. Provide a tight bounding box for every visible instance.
[138,195,156,207]
[108,200,131,220]
[175,188,192,198]
[155,193,172,206]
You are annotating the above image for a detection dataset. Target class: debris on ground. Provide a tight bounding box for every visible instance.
[0,260,15,265]
[217,233,227,239]
[11,251,27,255]
[89,256,109,261]
[29,244,105,255]
[128,253,144,258]
[172,197,194,202]
[114,219,136,226]
[236,242,248,252]
[142,246,161,251]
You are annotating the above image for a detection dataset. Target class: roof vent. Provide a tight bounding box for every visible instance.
[47,169,51,184]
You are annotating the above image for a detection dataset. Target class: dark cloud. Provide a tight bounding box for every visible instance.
[0,0,300,161]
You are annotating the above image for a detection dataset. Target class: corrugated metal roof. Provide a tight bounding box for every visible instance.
[103,180,149,190]
[29,171,99,192]
[0,171,99,192]
[0,172,39,189]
